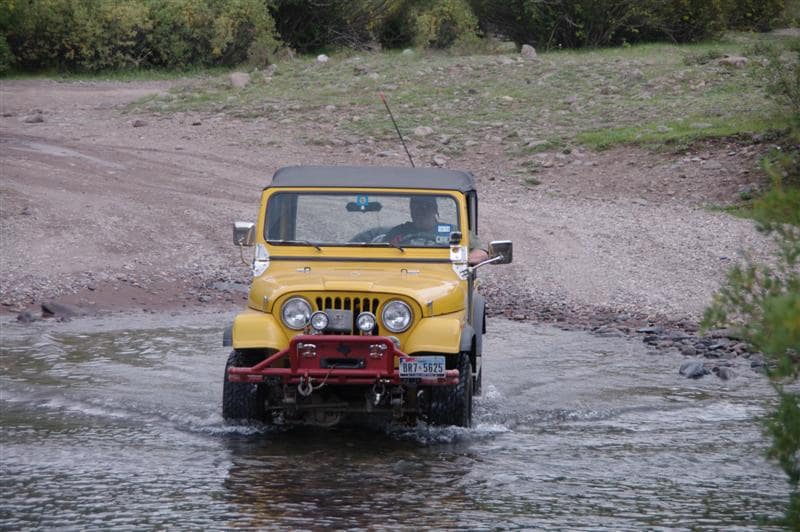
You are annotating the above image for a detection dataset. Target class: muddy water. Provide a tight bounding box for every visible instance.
[0,312,789,530]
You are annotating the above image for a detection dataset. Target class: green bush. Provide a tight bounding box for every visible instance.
[723,0,785,31]
[468,0,724,49]
[409,0,479,49]
[1,0,281,72]
[704,37,800,528]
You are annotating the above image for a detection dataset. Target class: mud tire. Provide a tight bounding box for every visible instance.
[429,352,473,427]
[222,350,268,423]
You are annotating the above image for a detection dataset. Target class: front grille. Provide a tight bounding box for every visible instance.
[314,296,381,314]
[312,294,383,335]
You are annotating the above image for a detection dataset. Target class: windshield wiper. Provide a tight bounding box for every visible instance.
[267,239,322,251]
[362,241,405,253]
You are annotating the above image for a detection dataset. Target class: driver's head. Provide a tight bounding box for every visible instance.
[409,196,438,229]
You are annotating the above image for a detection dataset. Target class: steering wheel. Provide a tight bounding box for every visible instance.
[395,231,438,245]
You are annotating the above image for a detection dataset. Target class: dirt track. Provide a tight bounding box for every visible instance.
[0,78,773,327]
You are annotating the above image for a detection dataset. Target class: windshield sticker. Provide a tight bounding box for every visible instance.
[436,223,452,244]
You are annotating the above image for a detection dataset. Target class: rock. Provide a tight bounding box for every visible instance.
[680,345,697,357]
[625,69,644,81]
[656,125,672,133]
[132,119,147,128]
[737,183,756,200]
[438,134,452,145]
[325,105,337,112]
[414,126,434,137]
[526,140,549,149]
[750,355,765,368]
[16,311,37,323]
[500,95,514,102]
[376,150,394,158]
[432,154,448,167]
[191,121,202,126]
[198,294,212,303]
[679,360,709,379]
[704,160,722,170]
[316,54,329,63]
[718,55,748,68]
[495,41,518,53]
[229,72,251,88]
[732,342,748,354]
[353,65,369,76]
[690,122,713,129]
[22,114,44,124]
[643,335,659,344]
[498,57,515,65]
[41,302,84,319]
[402,48,414,56]
[520,44,537,59]
[367,72,380,80]
[713,366,734,380]
[636,326,664,334]
[708,327,741,340]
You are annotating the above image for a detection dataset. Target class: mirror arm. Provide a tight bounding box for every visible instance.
[469,255,503,272]
[239,243,251,267]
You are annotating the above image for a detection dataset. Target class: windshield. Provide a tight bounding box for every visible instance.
[265,192,460,248]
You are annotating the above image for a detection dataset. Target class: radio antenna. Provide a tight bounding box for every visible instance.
[379,92,415,168]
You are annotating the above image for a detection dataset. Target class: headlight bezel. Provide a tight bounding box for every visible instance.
[281,297,312,330]
[381,300,413,333]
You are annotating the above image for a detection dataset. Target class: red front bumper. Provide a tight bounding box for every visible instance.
[227,335,459,386]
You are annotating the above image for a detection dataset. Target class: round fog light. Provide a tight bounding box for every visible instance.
[356,312,376,333]
[310,311,329,332]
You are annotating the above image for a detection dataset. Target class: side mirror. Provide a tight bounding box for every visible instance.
[449,231,462,245]
[233,221,255,247]
[488,240,513,264]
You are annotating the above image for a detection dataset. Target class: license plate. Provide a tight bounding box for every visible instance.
[399,356,446,378]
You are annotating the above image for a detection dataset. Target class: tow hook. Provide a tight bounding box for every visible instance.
[298,376,313,397]
[370,382,386,406]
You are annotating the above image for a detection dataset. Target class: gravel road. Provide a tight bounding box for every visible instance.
[0,79,773,329]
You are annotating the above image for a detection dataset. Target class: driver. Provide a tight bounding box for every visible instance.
[383,196,438,245]
[384,196,490,265]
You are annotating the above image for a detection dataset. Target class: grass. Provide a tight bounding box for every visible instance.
[3,65,237,82]
[128,31,798,154]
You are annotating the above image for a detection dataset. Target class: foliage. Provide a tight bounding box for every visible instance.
[722,0,786,31]
[468,0,724,49]
[270,0,394,52]
[408,0,480,49]
[703,46,800,528]
[1,0,281,72]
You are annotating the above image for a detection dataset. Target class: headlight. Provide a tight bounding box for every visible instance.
[356,312,376,333]
[310,311,329,332]
[381,300,412,333]
[281,297,311,330]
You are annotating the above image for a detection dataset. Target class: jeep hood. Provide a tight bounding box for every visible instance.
[248,262,466,317]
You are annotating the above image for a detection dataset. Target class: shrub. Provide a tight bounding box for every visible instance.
[409,0,479,49]
[722,0,785,31]
[1,0,281,72]
[468,0,724,49]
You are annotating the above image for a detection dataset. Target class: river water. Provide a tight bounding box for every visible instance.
[0,312,789,530]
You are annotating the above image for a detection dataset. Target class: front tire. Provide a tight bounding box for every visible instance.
[429,352,473,427]
[222,350,268,423]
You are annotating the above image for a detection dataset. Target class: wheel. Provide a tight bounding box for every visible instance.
[222,350,269,423]
[429,352,473,427]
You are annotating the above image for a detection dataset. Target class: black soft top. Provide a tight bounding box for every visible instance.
[268,165,475,192]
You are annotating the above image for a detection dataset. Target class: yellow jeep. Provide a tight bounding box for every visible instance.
[224,165,512,427]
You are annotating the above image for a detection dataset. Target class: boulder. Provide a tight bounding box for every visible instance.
[41,302,85,319]
[521,44,537,59]
[229,72,251,88]
[316,54,329,63]
[414,126,434,137]
[679,360,709,379]
[719,55,747,68]
[22,114,44,124]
